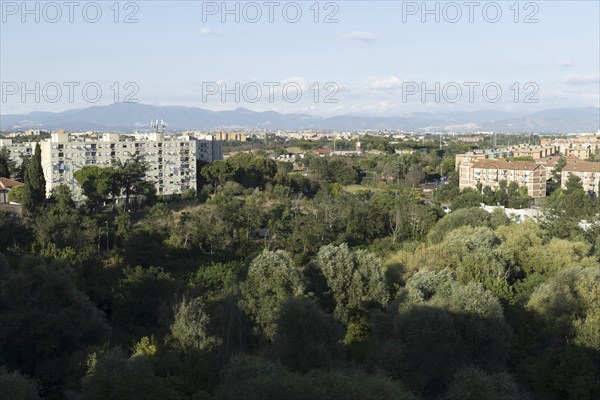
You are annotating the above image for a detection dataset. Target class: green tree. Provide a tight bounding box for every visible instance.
[547,156,567,193]
[405,268,456,302]
[482,185,496,205]
[450,188,482,210]
[314,244,389,335]
[7,185,25,204]
[507,181,531,209]
[167,297,222,352]
[427,207,491,244]
[444,367,522,400]
[202,153,277,190]
[562,173,593,218]
[113,156,153,211]
[518,267,600,399]
[272,297,342,372]
[369,303,468,397]
[112,266,177,339]
[0,256,109,389]
[0,146,13,177]
[239,250,305,341]
[21,143,45,213]
[31,187,98,264]
[74,165,119,209]
[432,282,513,370]
[49,183,75,208]
[13,154,30,183]
[215,355,418,400]
[0,366,40,400]
[495,180,509,207]
[80,348,185,400]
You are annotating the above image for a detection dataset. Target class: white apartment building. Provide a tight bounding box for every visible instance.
[39,131,222,200]
[0,138,35,166]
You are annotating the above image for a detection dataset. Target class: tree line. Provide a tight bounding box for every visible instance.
[0,148,598,400]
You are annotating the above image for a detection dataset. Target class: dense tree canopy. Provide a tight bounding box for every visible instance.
[1,143,598,400]
[239,250,305,340]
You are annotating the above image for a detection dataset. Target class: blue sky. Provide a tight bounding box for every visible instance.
[1,0,599,116]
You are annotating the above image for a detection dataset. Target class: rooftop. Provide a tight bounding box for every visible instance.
[0,177,24,189]
[562,161,600,173]
[472,159,542,170]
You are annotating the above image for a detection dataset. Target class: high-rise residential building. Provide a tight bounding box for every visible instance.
[38,131,222,200]
[0,138,35,166]
[561,160,600,195]
[459,159,547,199]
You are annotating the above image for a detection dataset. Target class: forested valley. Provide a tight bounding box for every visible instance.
[1,146,599,400]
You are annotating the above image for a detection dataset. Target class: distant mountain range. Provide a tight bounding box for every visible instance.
[1,103,598,133]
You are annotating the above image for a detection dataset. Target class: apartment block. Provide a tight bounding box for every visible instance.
[507,144,558,160]
[459,159,547,199]
[454,149,511,170]
[39,131,223,200]
[541,135,600,159]
[561,160,600,195]
[540,156,581,176]
[0,138,35,166]
[215,131,247,142]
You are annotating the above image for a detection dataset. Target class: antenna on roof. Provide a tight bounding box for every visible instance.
[151,119,166,134]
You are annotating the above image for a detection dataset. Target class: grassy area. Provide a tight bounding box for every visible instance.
[343,184,388,194]
[284,146,306,154]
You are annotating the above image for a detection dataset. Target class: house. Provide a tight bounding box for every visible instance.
[314,147,331,156]
[0,177,24,204]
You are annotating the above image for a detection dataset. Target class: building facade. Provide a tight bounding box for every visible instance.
[0,138,34,166]
[214,131,247,142]
[38,131,223,200]
[561,161,600,196]
[541,135,600,159]
[454,149,511,171]
[507,144,558,160]
[459,159,547,199]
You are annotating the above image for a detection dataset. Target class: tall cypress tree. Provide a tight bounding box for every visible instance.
[22,143,46,213]
[0,147,11,178]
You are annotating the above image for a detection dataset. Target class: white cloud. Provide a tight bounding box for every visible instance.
[556,59,574,67]
[368,75,404,90]
[200,27,221,35]
[341,31,379,43]
[564,74,600,85]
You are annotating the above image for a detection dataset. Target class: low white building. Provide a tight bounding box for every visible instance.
[481,204,542,223]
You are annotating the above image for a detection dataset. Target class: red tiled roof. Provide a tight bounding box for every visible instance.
[0,177,24,189]
[563,161,600,173]
[472,159,541,171]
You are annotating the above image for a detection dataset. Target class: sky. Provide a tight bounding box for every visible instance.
[1,0,599,116]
